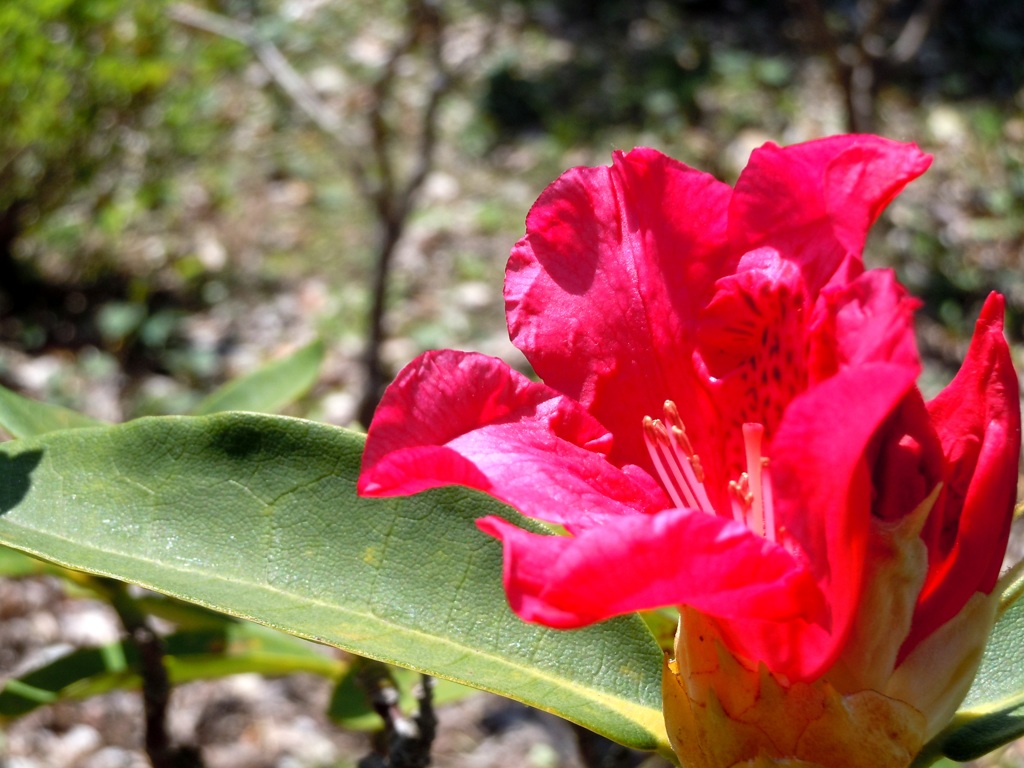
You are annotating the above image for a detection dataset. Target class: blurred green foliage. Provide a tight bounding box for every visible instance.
[1,0,168,233]
[0,0,253,394]
[0,0,244,285]
[482,0,1024,141]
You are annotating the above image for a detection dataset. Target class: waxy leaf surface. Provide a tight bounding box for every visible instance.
[936,567,1024,761]
[0,413,668,752]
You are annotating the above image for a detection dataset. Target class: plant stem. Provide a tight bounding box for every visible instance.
[105,579,203,768]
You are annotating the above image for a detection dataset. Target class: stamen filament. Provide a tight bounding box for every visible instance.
[661,437,707,512]
[664,431,715,514]
[643,408,716,515]
[761,457,776,543]
[643,417,692,510]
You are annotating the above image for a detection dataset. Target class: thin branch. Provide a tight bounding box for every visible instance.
[363,0,445,220]
[889,0,946,63]
[792,0,846,81]
[356,664,437,768]
[396,7,448,223]
[168,4,348,144]
[390,675,436,768]
[358,0,451,426]
[792,0,948,132]
[791,0,875,131]
[105,580,204,768]
[169,0,454,427]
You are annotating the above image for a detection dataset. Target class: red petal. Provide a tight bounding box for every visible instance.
[505,147,732,469]
[476,509,823,629]
[698,247,806,380]
[769,361,922,678]
[868,388,945,524]
[807,268,922,382]
[359,350,667,530]
[906,293,1022,654]
[696,248,810,482]
[730,136,932,296]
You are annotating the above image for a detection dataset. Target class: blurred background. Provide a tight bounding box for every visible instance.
[1,0,1023,766]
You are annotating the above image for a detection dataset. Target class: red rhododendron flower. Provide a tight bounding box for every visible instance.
[359,137,1020,751]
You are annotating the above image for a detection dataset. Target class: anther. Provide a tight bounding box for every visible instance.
[688,453,706,484]
[663,403,695,455]
[729,474,751,502]
[741,423,773,541]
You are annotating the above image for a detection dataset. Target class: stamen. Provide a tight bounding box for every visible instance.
[685,447,706,484]
[728,474,751,524]
[729,475,752,504]
[760,457,776,543]
[643,417,691,510]
[642,404,715,515]
[642,406,778,544]
[661,402,715,513]
[662,402,694,455]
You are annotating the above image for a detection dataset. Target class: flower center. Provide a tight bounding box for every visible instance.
[642,400,778,542]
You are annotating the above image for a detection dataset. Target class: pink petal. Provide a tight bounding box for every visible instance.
[359,349,667,530]
[476,509,824,629]
[906,293,1022,654]
[730,136,932,296]
[769,361,922,678]
[505,147,732,469]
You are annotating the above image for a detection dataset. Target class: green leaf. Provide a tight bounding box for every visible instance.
[132,593,266,631]
[640,609,679,653]
[0,544,68,578]
[930,564,1024,762]
[0,622,344,721]
[0,414,669,752]
[0,383,104,438]
[0,546,120,601]
[192,340,324,415]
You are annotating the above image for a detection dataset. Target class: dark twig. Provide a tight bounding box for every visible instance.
[357,0,449,426]
[573,723,649,768]
[791,0,948,133]
[792,0,876,132]
[357,662,437,768]
[104,580,204,768]
[169,1,454,427]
